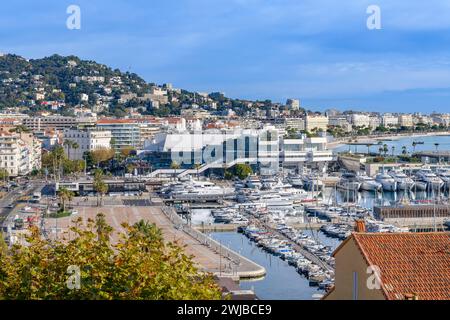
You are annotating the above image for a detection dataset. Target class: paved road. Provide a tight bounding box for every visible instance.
[0,182,44,230]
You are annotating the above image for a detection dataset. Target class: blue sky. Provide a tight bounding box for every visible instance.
[1,0,450,113]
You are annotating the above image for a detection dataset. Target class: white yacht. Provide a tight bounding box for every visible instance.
[356,173,382,192]
[245,176,262,189]
[435,168,450,190]
[375,173,397,192]
[416,168,444,191]
[337,172,361,192]
[388,169,415,191]
[287,175,304,188]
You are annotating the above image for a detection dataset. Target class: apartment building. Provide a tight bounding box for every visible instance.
[63,128,112,160]
[305,114,329,132]
[349,114,370,127]
[0,131,41,176]
[284,118,305,131]
[97,119,141,150]
[398,114,414,127]
[22,115,97,132]
[381,114,399,127]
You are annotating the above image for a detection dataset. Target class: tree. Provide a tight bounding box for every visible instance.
[234,164,253,180]
[93,169,108,206]
[63,140,73,160]
[0,169,9,183]
[0,214,222,299]
[383,144,389,157]
[57,187,74,212]
[170,161,180,180]
[120,146,135,158]
[90,148,115,167]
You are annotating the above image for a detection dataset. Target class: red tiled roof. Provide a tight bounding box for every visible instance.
[351,232,450,300]
[97,119,137,124]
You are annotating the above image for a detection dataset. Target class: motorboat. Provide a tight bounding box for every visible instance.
[388,169,415,191]
[435,168,450,190]
[416,168,444,191]
[337,172,361,192]
[356,173,382,192]
[375,173,397,192]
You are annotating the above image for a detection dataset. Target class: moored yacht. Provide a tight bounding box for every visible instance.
[416,168,444,191]
[435,168,450,190]
[375,173,397,192]
[388,169,415,191]
[337,172,361,192]
[356,173,382,192]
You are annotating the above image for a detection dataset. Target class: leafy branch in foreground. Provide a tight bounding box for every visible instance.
[0,214,222,300]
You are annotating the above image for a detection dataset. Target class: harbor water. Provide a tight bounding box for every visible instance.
[333,134,450,154]
[209,231,340,300]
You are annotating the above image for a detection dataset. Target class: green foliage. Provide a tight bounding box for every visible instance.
[234,164,253,180]
[0,214,222,300]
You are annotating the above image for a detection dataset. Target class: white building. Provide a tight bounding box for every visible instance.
[143,126,333,175]
[97,119,141,150]
[305,114,329,132]
[398,114,414,127]
[0,131,41,176]
[382,114,399,127]
[63,129,112,160]
[286,99,300,110]
[349,114,371,127]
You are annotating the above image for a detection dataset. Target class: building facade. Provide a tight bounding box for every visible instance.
[63,128,112,160]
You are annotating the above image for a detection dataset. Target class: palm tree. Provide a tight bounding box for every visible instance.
[383,144,389,157]
[58,187,74,212]
[194,163,202,179]
[63,140,73,160]
[72,142,79,159]
[412,141,417,153]
[402,146,407,156]
[170,161,180,180]
[93,169,108,206]
[391,146,395,157]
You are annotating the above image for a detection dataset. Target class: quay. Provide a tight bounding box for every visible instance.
[193,223,238,232]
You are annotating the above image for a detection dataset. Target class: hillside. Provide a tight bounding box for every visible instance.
[0,54,303,118]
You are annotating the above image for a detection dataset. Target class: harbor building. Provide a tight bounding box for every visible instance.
[324,227,450,300]
[141,126,333,175]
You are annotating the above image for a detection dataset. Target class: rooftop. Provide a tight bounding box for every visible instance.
[335,232,450,300]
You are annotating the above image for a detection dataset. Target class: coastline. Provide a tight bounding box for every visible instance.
[328,131,450,150]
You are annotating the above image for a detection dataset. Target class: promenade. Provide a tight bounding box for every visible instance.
[43,201,266,279]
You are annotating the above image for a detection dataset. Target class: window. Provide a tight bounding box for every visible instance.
[352,271,358,300]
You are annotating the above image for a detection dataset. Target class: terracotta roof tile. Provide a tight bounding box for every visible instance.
[352,232,450,300]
